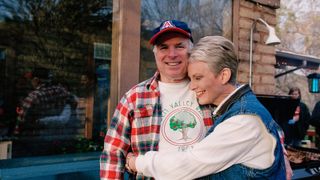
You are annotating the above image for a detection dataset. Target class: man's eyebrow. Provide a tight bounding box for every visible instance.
[158,43,167,47]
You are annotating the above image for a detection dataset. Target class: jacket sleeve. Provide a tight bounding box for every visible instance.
[310,101,320,128]
[296,103,310,138]
[100,95,133,179]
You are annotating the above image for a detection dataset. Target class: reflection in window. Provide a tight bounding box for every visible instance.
[0,0,112,158]
[140,0,232,81]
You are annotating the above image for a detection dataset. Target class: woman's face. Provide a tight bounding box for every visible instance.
[188,61,226,106]
[290,90,300,100]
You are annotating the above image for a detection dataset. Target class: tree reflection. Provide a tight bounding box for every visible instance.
[0,0,112,92]
[141,0,232,42]
[0,0,112,156]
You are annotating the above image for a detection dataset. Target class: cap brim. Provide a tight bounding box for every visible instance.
[149,27,191,45]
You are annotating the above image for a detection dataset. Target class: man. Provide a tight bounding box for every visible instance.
[99,20,213,179]
[16,67,77,134]
[100,20,292,180]
[127,36,286,179]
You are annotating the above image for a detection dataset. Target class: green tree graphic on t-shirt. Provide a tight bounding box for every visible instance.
[169,112,197,141]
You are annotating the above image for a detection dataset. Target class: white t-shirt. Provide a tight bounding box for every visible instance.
[158,80,205,152]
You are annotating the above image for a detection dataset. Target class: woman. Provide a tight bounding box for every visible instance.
[126,36,286,179]
[286,87,310,146]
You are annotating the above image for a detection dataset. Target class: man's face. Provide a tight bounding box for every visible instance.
[31,77,39,89]
[154,34,190,83]
[188,61,226,106]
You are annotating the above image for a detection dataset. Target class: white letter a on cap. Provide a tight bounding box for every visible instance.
[160,21,174,30]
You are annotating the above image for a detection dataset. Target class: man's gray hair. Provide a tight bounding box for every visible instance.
[189,36,238,84]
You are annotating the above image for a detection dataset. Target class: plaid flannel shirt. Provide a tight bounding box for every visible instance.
[16,84,73,134]
[100,72,213,180]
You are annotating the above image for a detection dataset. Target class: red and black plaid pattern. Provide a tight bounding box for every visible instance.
[17,84,71,126]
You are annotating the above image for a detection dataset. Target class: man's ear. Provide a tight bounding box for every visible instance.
[220,68,231,84]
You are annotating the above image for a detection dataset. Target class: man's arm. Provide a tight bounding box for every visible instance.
[100,96,132,180]
[14,92,38,134]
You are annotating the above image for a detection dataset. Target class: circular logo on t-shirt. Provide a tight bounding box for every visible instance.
[161,107,204,146]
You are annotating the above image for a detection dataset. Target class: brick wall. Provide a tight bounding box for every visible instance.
[236,0,280,95]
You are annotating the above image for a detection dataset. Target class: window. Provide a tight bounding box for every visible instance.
[139,0,232,81]
[0,48,5,61]
[0,0,112,158]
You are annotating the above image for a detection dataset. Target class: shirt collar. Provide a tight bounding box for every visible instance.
[213,84,245,115]
[146,71,160,91]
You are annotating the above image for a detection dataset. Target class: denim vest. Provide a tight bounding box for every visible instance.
[206,85,286,180]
